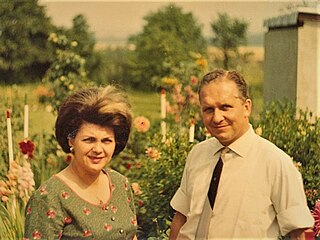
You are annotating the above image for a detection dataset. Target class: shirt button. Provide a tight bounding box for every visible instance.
[111,216,115,221]
[119,229,124,234]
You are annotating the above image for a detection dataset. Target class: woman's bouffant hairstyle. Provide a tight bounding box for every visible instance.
[55,86,132,156]
[198,69,250,101]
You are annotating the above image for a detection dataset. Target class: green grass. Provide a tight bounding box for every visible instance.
[127,89,160,122]
[0,84,161,136]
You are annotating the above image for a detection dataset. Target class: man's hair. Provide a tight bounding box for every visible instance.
[198,69,249,101]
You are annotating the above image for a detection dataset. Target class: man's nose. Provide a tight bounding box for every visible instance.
[212,109,224,123]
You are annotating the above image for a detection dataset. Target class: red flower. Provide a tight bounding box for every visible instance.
[83,230,92,237]
[46,210,57,218]
[32,230,42,239]
[131,216,137,225]
[312,200,320,236]
[138,200,143,207]
[104,224,112,231]
[82,207,91,215]
[61,191,70,199]
[126,163,132,170]
[64,216,72,224]
[19,140,35,158]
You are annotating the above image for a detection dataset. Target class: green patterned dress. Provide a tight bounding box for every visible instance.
[24,169,137,240]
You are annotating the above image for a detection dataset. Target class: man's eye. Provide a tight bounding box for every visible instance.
[221,105,232,111]
[204,108,214,113]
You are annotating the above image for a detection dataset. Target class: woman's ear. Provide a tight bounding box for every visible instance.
[68,138,74,148]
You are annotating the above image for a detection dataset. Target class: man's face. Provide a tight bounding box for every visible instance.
[200,79,252,146]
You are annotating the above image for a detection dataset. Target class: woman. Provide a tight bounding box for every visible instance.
[24,86,138,239]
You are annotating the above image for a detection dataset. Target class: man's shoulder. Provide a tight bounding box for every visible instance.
[255,135,293,162]
[187,137,220,161]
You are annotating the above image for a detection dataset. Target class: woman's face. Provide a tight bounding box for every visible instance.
[69,122,116,175]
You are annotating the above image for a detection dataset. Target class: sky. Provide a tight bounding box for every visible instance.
[40,0,311,42]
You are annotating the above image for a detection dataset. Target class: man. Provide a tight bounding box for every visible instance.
[169,69,314,239]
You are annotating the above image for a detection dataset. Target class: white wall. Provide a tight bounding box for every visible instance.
[296,20,320,116]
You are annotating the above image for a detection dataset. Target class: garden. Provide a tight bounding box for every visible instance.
[1,52,320,238]
[0,1,319,239]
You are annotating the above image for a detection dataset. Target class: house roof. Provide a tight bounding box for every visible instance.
[264,7,320,29]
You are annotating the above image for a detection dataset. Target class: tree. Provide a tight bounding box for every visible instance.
[210,13,248,69]
[0,0,54,83]
[128,4,207,90]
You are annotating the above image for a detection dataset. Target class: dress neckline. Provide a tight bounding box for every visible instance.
[54,169,113,208]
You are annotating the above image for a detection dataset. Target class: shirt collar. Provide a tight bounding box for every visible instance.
[227,125,257,158]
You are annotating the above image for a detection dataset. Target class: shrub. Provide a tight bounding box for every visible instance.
[254,100,320,208]
[112,125,195,239]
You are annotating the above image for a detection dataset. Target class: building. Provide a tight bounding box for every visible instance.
[263,7,320,116]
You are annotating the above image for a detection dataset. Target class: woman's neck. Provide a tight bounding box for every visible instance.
[67,163,101,188]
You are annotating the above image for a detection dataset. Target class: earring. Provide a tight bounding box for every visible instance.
[70,146,74,153]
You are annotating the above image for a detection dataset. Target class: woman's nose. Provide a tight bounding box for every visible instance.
[92,142,103,153]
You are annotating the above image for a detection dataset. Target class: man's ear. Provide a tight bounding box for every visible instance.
[244,98,252,118]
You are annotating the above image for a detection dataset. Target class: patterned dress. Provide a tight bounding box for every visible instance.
[24,169,137,240]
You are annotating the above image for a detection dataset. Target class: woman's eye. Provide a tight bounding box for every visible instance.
[83,137,95,143]
[102,138,114,144]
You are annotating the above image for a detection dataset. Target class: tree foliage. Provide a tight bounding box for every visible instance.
[210,13,248,69]
[129,4,207,90]
[0,0,54,83]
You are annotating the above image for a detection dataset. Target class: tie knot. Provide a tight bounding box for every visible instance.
[220,147,229,159]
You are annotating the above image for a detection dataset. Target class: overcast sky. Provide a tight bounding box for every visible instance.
[40,1,309,41]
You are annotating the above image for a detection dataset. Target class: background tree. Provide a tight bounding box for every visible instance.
[0,0,54,83]
[210,13,248,69]
[128,4,207,90]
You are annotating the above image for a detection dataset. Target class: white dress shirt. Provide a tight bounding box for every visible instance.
[170,126,314,239]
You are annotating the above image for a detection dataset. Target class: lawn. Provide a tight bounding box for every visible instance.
[0,84,161,136]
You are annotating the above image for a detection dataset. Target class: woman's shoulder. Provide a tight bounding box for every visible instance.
[105,168,127,179]
[31,176,66,201]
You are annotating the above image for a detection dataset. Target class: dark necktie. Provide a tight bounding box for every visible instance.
[207,152,224,209]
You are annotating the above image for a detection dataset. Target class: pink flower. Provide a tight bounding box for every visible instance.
[131,182,142,196]
[133,116,150,132]
[312,200,320,236]
[145,147,161,161]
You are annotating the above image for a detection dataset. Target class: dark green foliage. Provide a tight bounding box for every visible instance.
[128,4,207,90]
[0,0,54,83]
[210,13,248,69]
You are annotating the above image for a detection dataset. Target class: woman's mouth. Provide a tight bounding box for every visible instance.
[88,156,104,163]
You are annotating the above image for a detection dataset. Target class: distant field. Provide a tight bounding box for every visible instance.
[208,46,264,62]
